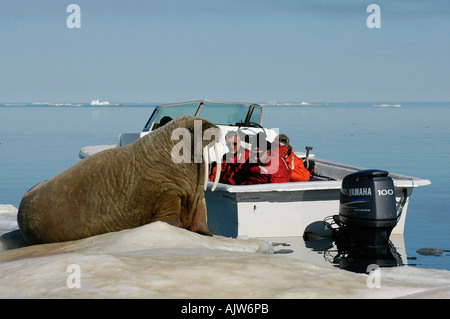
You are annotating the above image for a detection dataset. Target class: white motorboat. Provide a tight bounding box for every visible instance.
[79,100,431,242]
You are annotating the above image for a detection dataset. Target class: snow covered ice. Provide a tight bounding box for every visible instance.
[1,204,449,298]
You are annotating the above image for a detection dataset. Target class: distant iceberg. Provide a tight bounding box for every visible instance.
[374,104,402,108]
[32,102,83,106]
[261,101,327,106]
[90,99,110,106]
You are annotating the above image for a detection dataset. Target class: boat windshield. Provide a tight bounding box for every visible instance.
[200,102,253,125]
[143,102,200,131]
[144,101,261,131]
[155,102,200,124]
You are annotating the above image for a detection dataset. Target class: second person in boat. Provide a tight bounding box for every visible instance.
[275,134,311,182]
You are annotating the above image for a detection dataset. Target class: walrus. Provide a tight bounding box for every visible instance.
[17,115,222,245]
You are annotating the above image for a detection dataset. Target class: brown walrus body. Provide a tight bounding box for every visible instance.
[17,116,220,244]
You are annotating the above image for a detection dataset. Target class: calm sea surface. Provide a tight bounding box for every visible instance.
[1,102,449,271]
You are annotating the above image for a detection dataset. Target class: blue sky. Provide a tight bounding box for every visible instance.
[1,0,449,103]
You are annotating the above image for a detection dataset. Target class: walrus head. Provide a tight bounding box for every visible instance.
[154,115,222,191]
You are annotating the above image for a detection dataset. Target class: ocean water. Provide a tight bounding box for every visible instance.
[0,102,449,299]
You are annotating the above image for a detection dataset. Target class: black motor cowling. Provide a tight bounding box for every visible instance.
[336,169,398,246]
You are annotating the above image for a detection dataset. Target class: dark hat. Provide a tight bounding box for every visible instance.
[277,134,290,147]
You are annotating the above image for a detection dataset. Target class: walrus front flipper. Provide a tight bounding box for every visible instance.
[0,230,29,250]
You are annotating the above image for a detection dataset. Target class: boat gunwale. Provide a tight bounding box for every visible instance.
[206,157,431,194]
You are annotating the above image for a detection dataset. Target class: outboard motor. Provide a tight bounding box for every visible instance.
[334,169,397,246]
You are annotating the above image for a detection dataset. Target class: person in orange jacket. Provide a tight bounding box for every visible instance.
[276,134,311,182]
[209,131,250,185]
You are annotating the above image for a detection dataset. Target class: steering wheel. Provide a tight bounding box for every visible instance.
[235,122,268,146]
[235,121,263,129]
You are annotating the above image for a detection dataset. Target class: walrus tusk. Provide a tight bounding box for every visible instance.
[211,143,221,191]
[202,143,221,192]
[203,146,209,191]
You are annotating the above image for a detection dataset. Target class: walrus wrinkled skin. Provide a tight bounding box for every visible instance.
[17,115,221,244]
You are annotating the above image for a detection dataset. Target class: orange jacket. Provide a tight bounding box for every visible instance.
[284,152,311,182]
[234,147,291,185]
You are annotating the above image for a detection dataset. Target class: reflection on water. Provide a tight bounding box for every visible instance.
[269,233,408,275]
[322,240,404,273]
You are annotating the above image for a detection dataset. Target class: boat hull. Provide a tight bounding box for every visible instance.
[205,158,428,238]
[205,183,340,238]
